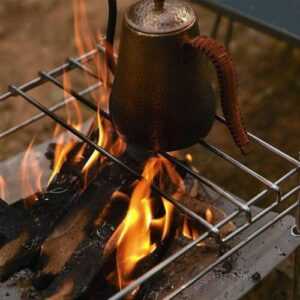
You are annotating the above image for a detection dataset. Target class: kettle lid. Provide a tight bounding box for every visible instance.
[126,0,196,34]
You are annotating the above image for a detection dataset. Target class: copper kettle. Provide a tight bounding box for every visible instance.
[109,0,249,153]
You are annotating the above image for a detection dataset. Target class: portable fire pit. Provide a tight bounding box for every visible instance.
[0,6,300,300]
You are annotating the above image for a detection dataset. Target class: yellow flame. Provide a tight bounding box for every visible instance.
[182,208,214,240]
[206,208,214,224]
[106,156,185,290]
[48,72,83,185]
[73,0,126,179]
[82,109,106,174]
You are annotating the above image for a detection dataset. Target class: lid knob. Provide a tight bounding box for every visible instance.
[154,0,165,11]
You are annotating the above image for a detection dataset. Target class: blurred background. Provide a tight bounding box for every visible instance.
[0,1,299,299]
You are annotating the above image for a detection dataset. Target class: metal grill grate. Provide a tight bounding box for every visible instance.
[0,45,300,300]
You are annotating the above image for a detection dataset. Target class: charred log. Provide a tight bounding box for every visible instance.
[140,176,236,300]
[0,169,83,281]
[34,160,140,299]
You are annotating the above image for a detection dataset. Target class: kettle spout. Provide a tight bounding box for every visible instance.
[190,36,250,154]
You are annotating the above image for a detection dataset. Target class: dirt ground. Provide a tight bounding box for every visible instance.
[0,1,299,299]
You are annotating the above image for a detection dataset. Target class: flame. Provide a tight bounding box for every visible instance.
[0,176,7,200]
[12,0,126,206]
[182,208,214,240]
[20,140,43,207]
[106,156,185,290]
[74,0,126,178]
[205,208,214,224]
[81,109,107,174]
[48,72,84,185]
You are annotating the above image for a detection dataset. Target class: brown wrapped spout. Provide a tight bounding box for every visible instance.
[190,36,250,153]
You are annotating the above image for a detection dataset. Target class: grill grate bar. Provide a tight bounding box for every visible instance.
[39,71,98,112]
[68,57,99,79]
[216,115,300,168]
[109,178,300,300]
[37,61,252,218]
[199,140,280,192]
[0,46,105,102]
[0,82,102,141]
[39,71,111,120]
[9,84,221,238]
[160,151,251,219]
[163,188,300,300]
[210,167,298,234]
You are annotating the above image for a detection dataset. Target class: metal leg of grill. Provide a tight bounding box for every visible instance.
[292,153,300,300]
[225,18,234,49]
[210,13,222,39]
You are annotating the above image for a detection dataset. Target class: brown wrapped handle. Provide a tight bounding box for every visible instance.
[190,36,250,154]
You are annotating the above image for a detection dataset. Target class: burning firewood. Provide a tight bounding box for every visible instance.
[140,175,236,300]
[31,156,137,298]
[0,119,122,284]
[0,170,83,282]
[33,156,180,300]
[37,186,129,299]
[0,139,235,300]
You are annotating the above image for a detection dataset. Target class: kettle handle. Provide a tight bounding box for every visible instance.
[106,0,117,45]
[105,0,118,73]
[189,36,250,154]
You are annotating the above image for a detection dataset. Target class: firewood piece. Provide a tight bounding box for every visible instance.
[140,176,236,300]
[38,190,129,299]
[0,171,82,282]
[84,194,182,300]
[33,152,144,299]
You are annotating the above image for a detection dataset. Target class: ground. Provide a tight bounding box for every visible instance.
[0,0,299,299]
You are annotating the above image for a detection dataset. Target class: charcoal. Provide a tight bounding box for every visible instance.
[40,196,127,299]
[0,170,83,282]
[33,154,144,299]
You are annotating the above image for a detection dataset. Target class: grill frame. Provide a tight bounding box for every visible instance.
[0,45,300,300]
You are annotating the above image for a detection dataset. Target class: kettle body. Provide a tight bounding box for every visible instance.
[109,0,249,153]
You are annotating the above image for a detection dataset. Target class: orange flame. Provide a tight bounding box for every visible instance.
[106,156,185,290]
[48,72,84,185]
[206,208,214,224]
[0,176,7,200]
[81,109,107,174]
[182,208,214,240]
[20,140,43,207]
[74,0,126,178]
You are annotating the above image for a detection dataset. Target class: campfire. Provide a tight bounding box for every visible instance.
[0,0,299,300]
[0,1,235,299]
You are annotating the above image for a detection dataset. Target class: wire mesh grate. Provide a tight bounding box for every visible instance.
[0,45,299,300]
